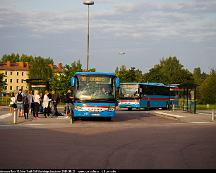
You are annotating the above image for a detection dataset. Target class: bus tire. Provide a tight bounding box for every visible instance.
[128,108,132,111]
[106,117,112,121]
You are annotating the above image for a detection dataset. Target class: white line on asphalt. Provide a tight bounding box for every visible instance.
[0,113,12,119]
[154,111,184,118]
[189,122,213,124]
[23,124,46,126]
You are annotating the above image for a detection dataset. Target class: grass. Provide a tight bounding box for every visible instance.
[0,96,10,106]
[196,104,216,110]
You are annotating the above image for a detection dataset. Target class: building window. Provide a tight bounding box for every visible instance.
[21,86,23,90]
[10,79,12,83]
[17,79,19,83]
[10,71,12,75]
[5,79,7,82]
[5,86,7,90]
[21,79,23,83]
[16,86,19,91]
[17,72,19,76]
[10,86,12,90]
[5,71,7,75]
[22,72,24,76]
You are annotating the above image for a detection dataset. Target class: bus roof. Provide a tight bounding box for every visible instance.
[121,82,166,86]
[120,82,179,88]
[74,72,115,76]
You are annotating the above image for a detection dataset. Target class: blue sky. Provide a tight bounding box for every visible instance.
[0,0,216,73]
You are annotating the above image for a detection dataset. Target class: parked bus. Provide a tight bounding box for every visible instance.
[118,82,178,110]
[71,72,120,120]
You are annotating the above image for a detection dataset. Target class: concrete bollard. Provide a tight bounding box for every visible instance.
[13,108,17,124]
[211,109,215,121]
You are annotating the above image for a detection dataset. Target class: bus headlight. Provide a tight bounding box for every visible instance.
[75,106,82,110]
[108,107,115,111]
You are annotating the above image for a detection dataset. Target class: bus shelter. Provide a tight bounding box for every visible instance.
[25,79,50,92]
[178,82,197,114]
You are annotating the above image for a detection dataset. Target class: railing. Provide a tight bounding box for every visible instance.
[0,96,10,106]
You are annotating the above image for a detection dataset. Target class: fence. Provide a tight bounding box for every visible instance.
[0,96,10,106]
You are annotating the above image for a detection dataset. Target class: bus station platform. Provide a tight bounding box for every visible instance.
[152,109,216,123]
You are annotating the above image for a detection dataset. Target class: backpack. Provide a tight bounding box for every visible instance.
[17,93,23,102]
[23,95,28,105]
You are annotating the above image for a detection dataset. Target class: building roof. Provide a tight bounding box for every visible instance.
[0,61,29,71]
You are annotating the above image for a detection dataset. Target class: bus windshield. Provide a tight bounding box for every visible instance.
[75,75,115,102]
[120,84,139,99]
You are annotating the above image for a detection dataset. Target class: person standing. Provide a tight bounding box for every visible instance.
[15,89,23,117]
[27,90,33,116]
[9,92,16,112]
[23,90,29,120]
[51,90,60,116]
[65,89,73,117]
[43,90,51,118]
[33,90,40,119]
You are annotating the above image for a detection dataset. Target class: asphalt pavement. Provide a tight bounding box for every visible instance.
[1,106,216,126]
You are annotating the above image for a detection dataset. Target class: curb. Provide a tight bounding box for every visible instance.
[152,111,184,120]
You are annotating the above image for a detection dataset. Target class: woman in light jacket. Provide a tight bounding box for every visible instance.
[33,90,40,118]
[43,90,51,118]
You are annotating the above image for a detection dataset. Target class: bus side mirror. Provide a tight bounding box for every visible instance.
[139,88,142,93]
[71,77,76,87]
[116,77,120,88]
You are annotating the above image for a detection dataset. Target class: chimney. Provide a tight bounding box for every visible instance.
[17,62,24,68]
[48,64,54,69]
[26,62,29,69]
[6,61,11,67]
[58,63,62,70]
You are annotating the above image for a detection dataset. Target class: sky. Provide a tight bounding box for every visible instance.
[0,0,216,73]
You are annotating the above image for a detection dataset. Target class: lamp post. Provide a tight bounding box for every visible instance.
[83,0,94,71]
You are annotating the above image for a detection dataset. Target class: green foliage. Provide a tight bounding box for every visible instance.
[0,73,6,92]
[28,56,54,80]
[199,69,216,104]
[192,67,208,103]
[115,65,143,82]
[49,60,85,96]
[0,53,34,63]
[145,56,193,84]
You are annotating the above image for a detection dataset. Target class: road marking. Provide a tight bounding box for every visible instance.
[189,122,213,124]
[0,113,12,119]
[154,111,184,118]
[23,124,46,126]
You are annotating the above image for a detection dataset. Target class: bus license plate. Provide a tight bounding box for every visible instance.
[92,114,100,116]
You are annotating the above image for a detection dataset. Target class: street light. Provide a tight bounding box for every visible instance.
[83,0,94,71]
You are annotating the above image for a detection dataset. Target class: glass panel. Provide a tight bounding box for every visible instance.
[120,84,139,99]
[75,75,115,101]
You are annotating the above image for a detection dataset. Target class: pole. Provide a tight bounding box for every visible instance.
[86,5,90,71]
[212,109,215,121]
[13,108,17,124]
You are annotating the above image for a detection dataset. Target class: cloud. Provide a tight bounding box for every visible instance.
[1,0,216,43]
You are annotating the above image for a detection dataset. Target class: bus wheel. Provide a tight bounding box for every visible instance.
[128,108,132,111]
[106,117,112,121]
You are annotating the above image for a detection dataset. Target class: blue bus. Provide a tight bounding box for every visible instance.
[118,82,178,110]
[71,72,120,120]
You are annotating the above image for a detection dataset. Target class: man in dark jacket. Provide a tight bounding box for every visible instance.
[65,89,73,117]
[51,90,60,116]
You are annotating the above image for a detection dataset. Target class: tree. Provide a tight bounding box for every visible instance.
[115,65,143,82]
[0,53,20,63]
[199,69,216,104]
[0,73,6,92]
[145,56,193,84]
[192,67,208,103]
[49,60,96,97]
[28,56,54,80]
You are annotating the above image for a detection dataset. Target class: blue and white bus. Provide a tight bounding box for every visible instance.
[71,72,120,120]
[118,82,178,110]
